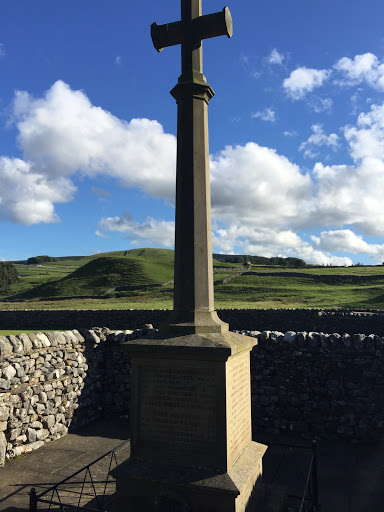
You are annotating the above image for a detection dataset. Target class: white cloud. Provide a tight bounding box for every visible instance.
[213,225,352,266]
[115,56,122,66]
[284,131,297,137]
[6,80,176,224]
[95,230,110,239]
[302,157,384,236]
[4,79,384,264]
[344,102,384,161]
[283,67,330,99]
[99,213,175,247]
[210,142,312,229]
[314,229,380,253]
[0,157,75,224]
[13,81,176,196]
[0,43,5,57]
[299,124,339,159]
[268,49,284,65]
[309,97,333,113]
[251,107,276,122]
[334,53,384,91]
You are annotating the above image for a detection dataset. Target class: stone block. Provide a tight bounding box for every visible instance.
[36,332,51,347]
[0,405,10,422]
[0,432,6,467]
[0,379,11,390]
[0,336,12,357]
[8,335,24,354]
[28,333,43,349]
[18,333,33,352]
[27,427,37,443]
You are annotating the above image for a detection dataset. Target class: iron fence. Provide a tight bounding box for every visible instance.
[29,437,320,511]
[29,440,129,512]
[265,439,320,512]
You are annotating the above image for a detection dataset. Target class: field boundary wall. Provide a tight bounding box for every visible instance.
[1,324,383,466]
[0,308,383,335]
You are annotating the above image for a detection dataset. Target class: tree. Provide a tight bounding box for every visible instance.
[0,262,19,290]
[27,255,57,264]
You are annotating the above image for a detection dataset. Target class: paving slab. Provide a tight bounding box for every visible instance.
[1,418,383,512]
[0,416,130,512]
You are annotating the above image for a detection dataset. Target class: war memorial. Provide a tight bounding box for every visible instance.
[110,1,268,510]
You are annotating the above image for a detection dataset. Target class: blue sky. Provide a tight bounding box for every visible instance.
[2,0,384,265]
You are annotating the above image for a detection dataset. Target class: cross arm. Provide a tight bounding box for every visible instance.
[151,6,233,53]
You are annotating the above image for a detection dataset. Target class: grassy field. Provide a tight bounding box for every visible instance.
[1,248,384,310]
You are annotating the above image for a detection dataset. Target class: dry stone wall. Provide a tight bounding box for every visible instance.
[0,326,150,466]
[0,308,384,335]
[1,323,384,467]
[245,329,384,441]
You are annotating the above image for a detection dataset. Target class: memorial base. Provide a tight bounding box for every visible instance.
[111,441,267,512]
[110,331,268,512]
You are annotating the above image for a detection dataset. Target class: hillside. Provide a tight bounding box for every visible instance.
[1,248,384,310]
[8,255,174,299]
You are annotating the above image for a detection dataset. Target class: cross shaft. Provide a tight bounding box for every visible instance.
[152,1,232,334]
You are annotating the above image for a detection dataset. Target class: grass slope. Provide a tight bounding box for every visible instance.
[2,249,384,309]
[214,274,384,309]
[8,255,174,299]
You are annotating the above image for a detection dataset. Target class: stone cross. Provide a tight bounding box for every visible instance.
[111,7,268,509]
[151,0,233,335]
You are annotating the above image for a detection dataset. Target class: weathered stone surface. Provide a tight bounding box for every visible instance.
[27,427,37,443]
[3,365,16,380]
[18,333,33,352]
[0,431,6,466]
[1,324,383,467]
[53,331,67,345]
[28,333,43,349]
[0,405,10,422]
[0,379,10,390]
[36,332,51,348]
[0,336,12,356]
[7,335,23,354]
[283,331,297,343]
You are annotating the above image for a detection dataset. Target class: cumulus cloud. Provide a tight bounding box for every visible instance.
[313,229,382,253]
[210,142,312,229]
[334,53,384,91]
[344,102,384,161]
[283,67,330,99]
[299,124,339,158]
[95,230,110,239]
[268,49,284,65]
[4,79,384,264]
[12,80,176,197]
[302,157,384,237]
[0,157,75,224]
[2,81,176,224]
[99,213,175,247]
[213,225,352,266]
[251,107,276,122]
[309,97,333,113]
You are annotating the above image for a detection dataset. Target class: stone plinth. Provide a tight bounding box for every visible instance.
[111,332,267,511]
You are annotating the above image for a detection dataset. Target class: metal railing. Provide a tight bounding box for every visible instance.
[266,439,320,512]
[29,440,129,512]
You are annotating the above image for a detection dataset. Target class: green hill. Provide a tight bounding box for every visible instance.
[9,255,174,299]
[3,248,384,310]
